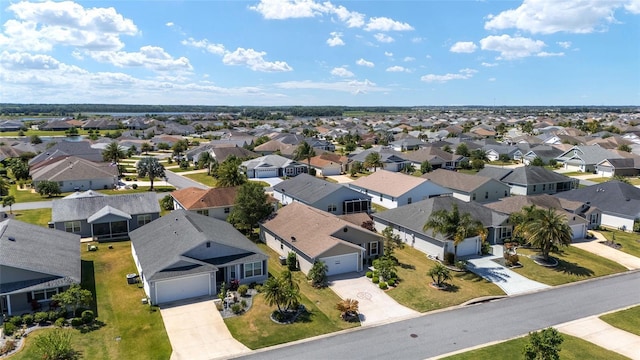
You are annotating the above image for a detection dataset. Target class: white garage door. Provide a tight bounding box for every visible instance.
[570,224,586,240]
[456,237,479,257]
[320,253,358,276]
[155,273,211,304]
[255,168,278,178]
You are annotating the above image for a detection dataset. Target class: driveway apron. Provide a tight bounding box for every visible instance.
[160,298,250,360]
[572,233,640,270]
[328,273,418,326]
[556,316,640,360]
[466,255,550,296]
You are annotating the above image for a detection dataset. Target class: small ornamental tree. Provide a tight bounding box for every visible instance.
[335,298,359,322]
[2,195,16,214]
[51,284,93,315]
[523,327,564,360]
[427,263,452,288]
[308,261,328,288]
[36,180,61,197]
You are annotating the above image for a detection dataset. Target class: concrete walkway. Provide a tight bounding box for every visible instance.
[325,175,354,184]
[160,298,250,360]
[556,316,640,360]
[466,250,550,296]
[328,273,418,326]
[572,232,640,270]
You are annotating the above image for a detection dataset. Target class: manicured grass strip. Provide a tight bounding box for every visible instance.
[586,177,640,185]
[99,186,174,195]
[10,208,52,226]
[9,185,70,202]
[598,229,640,258]
[387,247,504,312]
[513,247,627,286]
[183,172,217,187]
[441,333,629,360]
[225,244,358,349]
[11,241,171,360]
[600,305,640,336]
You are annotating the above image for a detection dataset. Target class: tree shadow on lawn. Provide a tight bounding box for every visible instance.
[80,260,99,317]
[553,258,595,277]
[442,284,460,293]
[398,262,416,270]
[77,319,106,334]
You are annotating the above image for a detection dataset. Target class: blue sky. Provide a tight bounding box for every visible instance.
[1,0,639,106]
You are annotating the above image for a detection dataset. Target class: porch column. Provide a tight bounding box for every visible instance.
[7,295,12,316]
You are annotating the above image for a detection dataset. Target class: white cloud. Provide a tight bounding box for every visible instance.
[88,46,193,72]
[403,56,415,62]
[479,34,546,60]
[275,78,384,94]
[326,32,345,46]
[411,37,424,43]
[166,22,174,27]
[365,17,414,31]
[386,66,409,73]
[0,51,60,70]
[1,1,138,52]
[484,0,636,34]
[182,37,226,55]
[421,68,477,83]
[248,0,326,19]
[488,77,496,82]
[557,41,572,49]
[329,4,365,28]
[481,62,498,67]
[537,51,565,57]
[450,41,478,53]
[222,47,293,72]
[356,58,374,67]
[384,51,393,57]
[330,66,354,77]
[374,33,394,43]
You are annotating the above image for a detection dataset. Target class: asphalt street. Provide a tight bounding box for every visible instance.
[235,271,640,360]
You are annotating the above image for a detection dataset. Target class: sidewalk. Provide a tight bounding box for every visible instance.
[572,232,640,270]
[556,316,640,360]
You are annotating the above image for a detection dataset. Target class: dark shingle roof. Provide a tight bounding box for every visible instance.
[52,192,160,222]
[130,210,266,280]
[500,166,573,185]
[29,141,103,166]
[554,180,640,219]
[273,173,367,204]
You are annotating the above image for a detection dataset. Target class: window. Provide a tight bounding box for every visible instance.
[137,214,152,226]
[533,185,537,192]
[327,204,337,212]
[543,184,546,191]
[196,209,209,216]
[206,242,211,248]
[485,192,488,199]
[32,288,58,302]
[64,221,81,233]
[224,207,230,214]
[505,190,508,197]
[407,197,412,204]
[244,261,263,278]
[370,242,379,256]
[472,193,476,201]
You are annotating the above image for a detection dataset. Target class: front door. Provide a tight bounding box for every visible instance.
[1,295,7,315]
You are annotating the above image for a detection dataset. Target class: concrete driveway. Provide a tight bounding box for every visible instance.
[328,273,418,326]
[556,316,640,360]
[160,298,250,360]
[466,255,550,296]
[572,232,640,270]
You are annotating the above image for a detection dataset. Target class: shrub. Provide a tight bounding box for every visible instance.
[365,271,373,278]
[132,183,138,189]
[237,284,249,297]
[81,310,94,324]
[505,254,520,267]
[34,311,49,324]
[455,260,468,271]
[0,339,16,355]
[9,315,22,326]
[3,322,16,336]
[444,252,455,265]
[229,279,240,291]
[240,299,247,308]
[308,261,328,288]
[70,317,83,327]
[387,278,396,286]
[254,284,263,293]
[22,313,34,326]
[249,282,257,289]
[372,276,380,284]
[286,252,298,271]
[48,310,60,322]
[379,282,388,290]
[372,270,379,277]
[54,318,66,328]
[231,303,243,314]
[481,241,492,255]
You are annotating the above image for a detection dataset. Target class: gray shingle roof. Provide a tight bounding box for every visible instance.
[554,180,640,219]
[500,166,573,185]
[30,156,118,182]
[422,169,499,193]
[372,196,508,241]
[130,210,266,281]
[52,192,160,222]
[273,173,367,204]
[29,140,103,166]
[0,219,80,294]
[87,205,132,223]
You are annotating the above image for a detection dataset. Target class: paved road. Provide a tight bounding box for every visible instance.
[165,170,208,189]
[235,271,640,360]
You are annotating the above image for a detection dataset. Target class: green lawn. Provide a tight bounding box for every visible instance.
[512,247,627,286]
[10,241,171,360]
[10,208,51,226]
[371,203,388,213]
[600,305,640,336]
[561,171,589,176]
[9,185,70,202]
[386,247,504,312]
[442,333,629,360]
[183,172,217,187]
[599,229,640,258]
[585,177,640,185]
[100,186,175,195]
[169,166,199,173]
[225,244,359,349]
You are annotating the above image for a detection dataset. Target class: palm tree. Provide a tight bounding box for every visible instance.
[2,195,15,214]
[509,204,539,243]
[364,152,383,172]
[294,141,316,173]
[335,298,359,321]
[197,151,213,175]
[262,276,286,315]
[102,142,125,164]
[423,204,486,262]
[141,142,153,154]
[136,157,166,191]
[519,208,572,262]
[427,263,452,287]
[217,156,246,187]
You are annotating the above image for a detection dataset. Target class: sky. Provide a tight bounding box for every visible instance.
[1,0,639,107]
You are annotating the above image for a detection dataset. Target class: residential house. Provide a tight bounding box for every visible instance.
[595,157,640,177]
[0,219,80,316]
[349,148,410,172]
[273,174,371,215]
[0,120,24,132]
[130,210,268,305]
[348,170,451,209]
[555,145,622,173]
[555,180,640,231]
[30,156,119,192]
[522,145,564,165]
[400,146,465,170]
[478,166,577,195]
[51,192,160,241]
[241,154,307,178]
[308,153,349,176]
[261,202,381,276]
[422,169,510,203]
[485,194,589,240]
[372,197,509,259]
[390,137,425,152]
[482,144,523,162]
[29,141,103,169]
[171,187,239,220]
